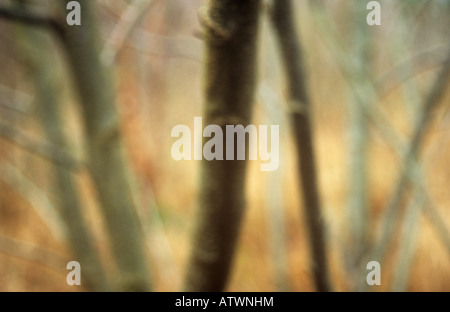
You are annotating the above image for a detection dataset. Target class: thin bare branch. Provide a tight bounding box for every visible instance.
[0,234,67,274]
[101,0,156,65]
[270,0,331,292]
[0,85,32,114]
[377,46,450,99]
[58,0,152,291]
[0,121,82,170]
[391,190,423,292]
[0,6,63,36]
[372,47,450,266]
[14,15,111,290]
[259,83,291,291]
[0,160,63,239]
[421,197,450,255]
[310,4,450,290]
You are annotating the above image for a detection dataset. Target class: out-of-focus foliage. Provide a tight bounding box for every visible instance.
[0,0,448,291]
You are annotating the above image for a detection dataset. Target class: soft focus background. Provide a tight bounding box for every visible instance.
[0,0,449,291]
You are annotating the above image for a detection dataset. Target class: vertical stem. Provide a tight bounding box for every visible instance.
[269,0,331,292]
[392,189,423,292]
[183,0,261,291]
[345,2,372,285]
[58,0,151,291]
[260,83,291,291]
[389,7,423,292]
[14,6,109,291]
[367,47,450,290]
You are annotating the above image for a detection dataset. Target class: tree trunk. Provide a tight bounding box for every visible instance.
[345,2,372,287]
[14,4,109,292]
[58,0,150,291]
[269,0,331,292]
[183,0,261,291]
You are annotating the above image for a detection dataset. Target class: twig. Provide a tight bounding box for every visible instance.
[344,2,372,279]
[131,32,202,62]
[99,24,203,62]
[101,0,156,65]
[0,101,28,114]
[0,85,32,114]
[366,113,450,257]
[259,83,291,291]
[310,3,450,289]
[371,47,450,273]
[0,121,82,170]
[0,234,67,274]
[421,196,450,255]
[58,0,152,291]
[391,186,424,291]
[377,46,449,100]
[14,17,111,291]
[0,161,63,240]
[0,6,63,37]
[142,181,181,289]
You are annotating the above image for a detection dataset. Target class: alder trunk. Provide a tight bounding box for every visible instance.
[58,0,150,291]
[183,0,261,291]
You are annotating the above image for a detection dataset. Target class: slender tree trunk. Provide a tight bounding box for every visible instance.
[58,1,150,291]
[269,0,331,292]
[14,4,109,292]
[183,0,261,291]
[345,2,372,287]
[371,47,450,268]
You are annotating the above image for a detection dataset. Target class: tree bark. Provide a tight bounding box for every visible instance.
[58,0,150,291]
[372,47,450,268]
[14,4,109,292]
[183,0,261,291]
[269,0,331,292]
[345,2,372,286]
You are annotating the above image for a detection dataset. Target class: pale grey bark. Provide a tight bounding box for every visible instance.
[58,0,151,291]
[345,2,372,285]
[372,47,450,268]
[14,4,109,291]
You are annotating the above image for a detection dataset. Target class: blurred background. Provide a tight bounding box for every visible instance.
[0,0,449,291]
